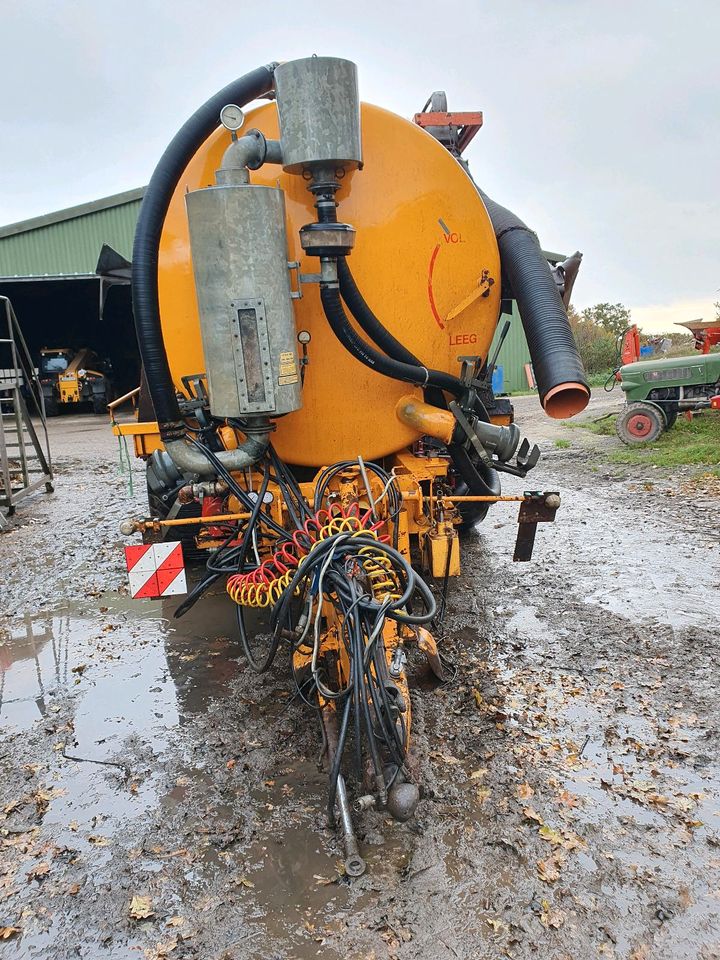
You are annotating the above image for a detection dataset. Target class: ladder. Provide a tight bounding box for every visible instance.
[0,296,53,525]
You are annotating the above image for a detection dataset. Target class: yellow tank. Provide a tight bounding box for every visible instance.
[157,102,501,467]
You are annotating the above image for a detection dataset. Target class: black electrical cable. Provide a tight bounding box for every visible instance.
[327,692,353,825]
[190,438,289,540]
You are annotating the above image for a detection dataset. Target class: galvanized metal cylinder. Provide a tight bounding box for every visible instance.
[274,57,363,173]
[185,184,301,419]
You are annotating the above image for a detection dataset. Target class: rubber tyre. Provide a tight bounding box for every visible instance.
[616,402,665,445]
[663,407,678,430]
[92,393,108,415]
[44,398,59,417]
[146,457,203,561]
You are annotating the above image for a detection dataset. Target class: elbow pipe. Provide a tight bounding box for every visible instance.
[395,394,455,444]
[131,64,277,438]
[475,188,590,419]
[165,421,271,478]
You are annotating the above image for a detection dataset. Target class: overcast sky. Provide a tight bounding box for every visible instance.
[1,0,718,332]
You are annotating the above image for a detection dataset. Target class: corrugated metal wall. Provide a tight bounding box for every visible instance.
[0,198,141,277]
[488,306,533,394]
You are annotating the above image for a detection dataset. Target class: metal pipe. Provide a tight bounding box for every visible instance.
[336,775,366,877]
[322,703,366,877]
[121,511,251,535]
[395,394,455,443]
[164,418,270,477]
[107,386,140,411]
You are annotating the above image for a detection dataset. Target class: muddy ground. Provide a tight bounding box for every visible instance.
[1,394,719,960]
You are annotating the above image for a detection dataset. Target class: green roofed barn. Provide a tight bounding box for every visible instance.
[0,189,144,395]
[0,187,540,402]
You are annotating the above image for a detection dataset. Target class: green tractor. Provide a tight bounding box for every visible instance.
[616,351,720,444]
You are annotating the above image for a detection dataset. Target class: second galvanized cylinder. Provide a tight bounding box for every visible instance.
[185,184,302,419]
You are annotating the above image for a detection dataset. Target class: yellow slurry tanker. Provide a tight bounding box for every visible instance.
[116,57,588,874]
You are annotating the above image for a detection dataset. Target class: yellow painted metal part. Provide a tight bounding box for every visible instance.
[156,101,501,467]
[395,394,455,444]
[59,376,79,403]
[425,523,461,578]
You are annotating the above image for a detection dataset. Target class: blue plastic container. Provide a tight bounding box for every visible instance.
[491,365,504,394]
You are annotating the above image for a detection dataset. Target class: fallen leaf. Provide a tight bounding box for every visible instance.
[539,825,564,846]
[472,688,484,709]
[540,902,566,929]
[557,790,579,808]
[166,917,184,927]
[429,751,461,765]
[88,835,109,846]
[516,783,534,801]
[476,787,491,803]
[226,760,236,770]
[71,664,87,675]
[26,862,50,881]
[68,882,81,895]
[235,876,255,889]
[313,874,337,886]
[523,806,543,824]
[143,938,178,959]
[485,917,509,935]
[537,855,563,883]
[0,927,21,940]
[469,769,488,781]
[129,895,154,920]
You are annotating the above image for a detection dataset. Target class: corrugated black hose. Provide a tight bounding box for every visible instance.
[131,64,277,436]
[474,187,590,414]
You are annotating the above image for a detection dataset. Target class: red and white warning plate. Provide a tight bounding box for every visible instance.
[124,542,187,599]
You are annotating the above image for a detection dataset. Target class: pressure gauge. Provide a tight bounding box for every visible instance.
[298,330,311,344]
[219,104,245,132]
[247,490,275,505]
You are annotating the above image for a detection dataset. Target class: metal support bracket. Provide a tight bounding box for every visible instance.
[287,261,323,300]
[513,492,561,562]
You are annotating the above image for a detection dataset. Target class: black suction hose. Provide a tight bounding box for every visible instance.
[473,187,589,417]
[132,64,277,436]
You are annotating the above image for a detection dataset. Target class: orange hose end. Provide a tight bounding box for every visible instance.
[542,381,590,419]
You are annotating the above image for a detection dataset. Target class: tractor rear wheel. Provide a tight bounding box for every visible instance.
[92,393,108,415]
[616,402,665,445]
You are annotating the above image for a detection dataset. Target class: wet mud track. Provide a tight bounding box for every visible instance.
[1,407,720,959]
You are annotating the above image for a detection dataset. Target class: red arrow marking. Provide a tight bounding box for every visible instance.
[427,244,444,330]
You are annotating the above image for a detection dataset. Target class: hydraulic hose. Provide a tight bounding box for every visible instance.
[320,284,463,396]
[337,259,454,409]
[131,63,277,437]
[473,187,590,419]
[321,280,502,511]
[337,259,421,367]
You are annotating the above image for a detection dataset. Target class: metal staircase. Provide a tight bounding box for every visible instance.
[0,296,53,525]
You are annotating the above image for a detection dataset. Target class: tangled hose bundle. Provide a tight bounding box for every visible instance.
[226,503,388,608]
